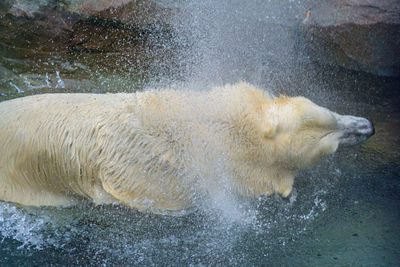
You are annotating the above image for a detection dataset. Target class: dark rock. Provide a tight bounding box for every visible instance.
[0,3,76,53]
[300,0,400,77]
[72,0,175,26]
[0,1,182,76]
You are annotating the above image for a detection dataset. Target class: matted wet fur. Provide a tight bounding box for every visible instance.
[0,83,374,213]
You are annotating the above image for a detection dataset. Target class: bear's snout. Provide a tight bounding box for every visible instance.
[334,114,375,146]
[367,120,375,136]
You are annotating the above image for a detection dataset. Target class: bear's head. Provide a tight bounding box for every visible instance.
[260,96,375,169]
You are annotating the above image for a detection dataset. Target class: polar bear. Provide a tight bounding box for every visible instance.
[0,83,374,213]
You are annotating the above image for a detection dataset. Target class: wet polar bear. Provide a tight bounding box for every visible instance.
[0,83,374,213]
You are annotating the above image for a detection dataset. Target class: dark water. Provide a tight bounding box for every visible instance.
[1,0,400,266]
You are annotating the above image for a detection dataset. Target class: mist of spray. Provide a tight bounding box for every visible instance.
[156,0,314,219]
[163,0,312,91]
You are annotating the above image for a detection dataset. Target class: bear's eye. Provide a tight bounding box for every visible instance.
[301,114,336,130]
[302,115,315,125]
[301,117,317,129]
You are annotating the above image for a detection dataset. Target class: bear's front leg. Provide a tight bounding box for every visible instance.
[275,174,295,198]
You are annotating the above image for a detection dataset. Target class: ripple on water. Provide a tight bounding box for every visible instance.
[0,177,332,265]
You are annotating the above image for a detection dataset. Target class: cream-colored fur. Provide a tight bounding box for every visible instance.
[0,83,374,212]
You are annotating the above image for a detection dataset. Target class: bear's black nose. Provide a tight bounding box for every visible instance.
[367,119,375,137]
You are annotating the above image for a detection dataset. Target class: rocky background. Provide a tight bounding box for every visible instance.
[0,0,399,98]
[0,0,187,97]
[301,0,400,77]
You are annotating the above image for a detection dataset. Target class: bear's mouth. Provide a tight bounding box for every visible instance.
[334,113,375,146]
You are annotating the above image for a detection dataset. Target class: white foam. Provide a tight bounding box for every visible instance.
[0,203,47,249]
